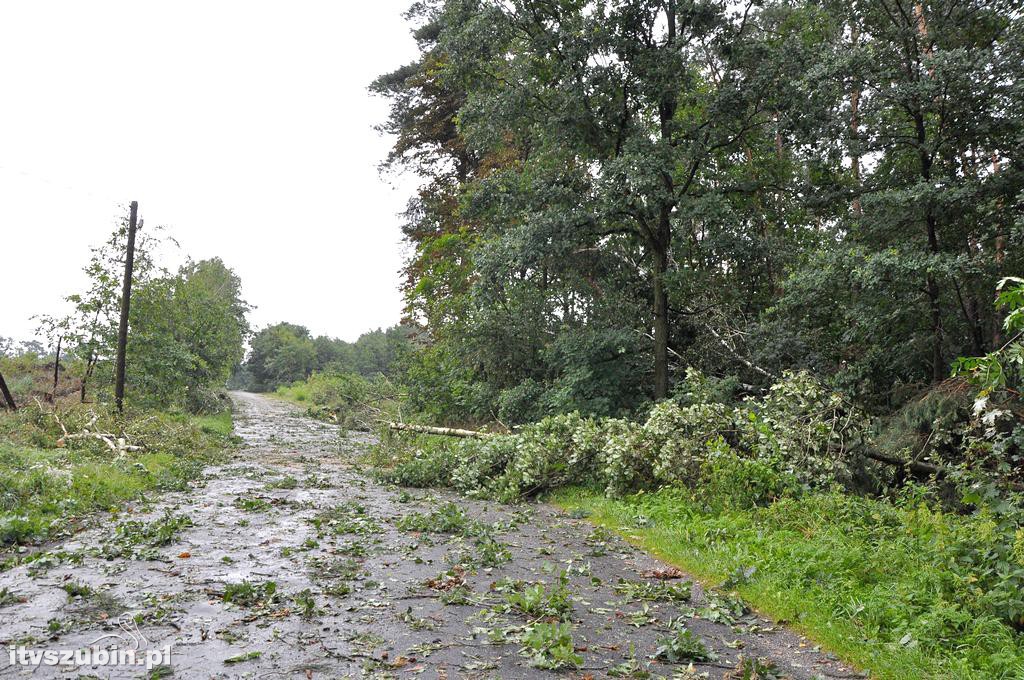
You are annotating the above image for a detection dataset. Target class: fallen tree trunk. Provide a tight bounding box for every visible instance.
[860,446,943,477]
[387,422,491,438]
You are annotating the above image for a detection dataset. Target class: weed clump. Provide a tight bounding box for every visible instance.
[519,622,582,669]
[653,626,717,663]
[100,510,193,560]
[310,501,381,536]
[613,578,692,603]
[221,580,281,608]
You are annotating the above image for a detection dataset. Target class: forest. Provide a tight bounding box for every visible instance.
[369,0,1022,426]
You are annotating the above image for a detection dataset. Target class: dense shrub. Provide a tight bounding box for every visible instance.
[376,437,460,488]
[696,450,801,510]
[481,412,608,501]
[745,371,864,488]
[449,436,518,497]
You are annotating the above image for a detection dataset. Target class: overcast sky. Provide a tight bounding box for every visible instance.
[1,1,420,344]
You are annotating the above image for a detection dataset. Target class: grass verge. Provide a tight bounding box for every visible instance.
[272,372,400,429]
[0,404,236,551]
[551,486,1024,680]
[273,381,312,405]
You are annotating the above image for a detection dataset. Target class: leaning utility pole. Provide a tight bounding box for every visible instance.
[114,201,139,413]
[0,371,16,411]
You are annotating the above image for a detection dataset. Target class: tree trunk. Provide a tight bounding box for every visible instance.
[850,23,862,216]
[388,422,490,438]
[993,154,1006,346]
[81,351,96,403]
[926,214,944,382]
[650,0,676,402]
[913,110,944,382]
[652,242,670,400]
[910,2,944,381]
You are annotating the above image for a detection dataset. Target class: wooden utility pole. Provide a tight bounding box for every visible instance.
[46,336,62,403]
[0,371,16,411]
[114,201,139,413]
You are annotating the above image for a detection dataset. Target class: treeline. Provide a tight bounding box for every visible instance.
[233,323,413,392]
[3,215,249,413]
[372,0,1022,426]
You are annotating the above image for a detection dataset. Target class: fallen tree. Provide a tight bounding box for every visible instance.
[388,419,946,477]
[387,422,491,438]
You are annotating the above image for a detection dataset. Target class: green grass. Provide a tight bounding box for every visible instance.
[0,406,234,550]
[272,372,400,429]
[195,410,234,437]
[552,486,1024,680]
[273,381,312,404]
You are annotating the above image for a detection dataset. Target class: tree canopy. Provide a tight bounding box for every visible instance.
[241,323,413,391]
[374,0,1023,424]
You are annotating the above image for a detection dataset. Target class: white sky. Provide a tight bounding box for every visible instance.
[0,1,420,344]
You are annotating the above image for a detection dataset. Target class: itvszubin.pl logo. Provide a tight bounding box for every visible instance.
[6,644,171,670]
[6,615,170,671]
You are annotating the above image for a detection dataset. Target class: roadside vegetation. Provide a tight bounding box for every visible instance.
[0,212,247,554]
[273,371,402,431]
[555,488,1023,679]
[0,404,233,551]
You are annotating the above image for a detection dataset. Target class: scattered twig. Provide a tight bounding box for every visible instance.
[40,399,143,455]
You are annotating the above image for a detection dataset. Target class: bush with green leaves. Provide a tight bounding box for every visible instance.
[697,449,801,510]
[376,437,460,488]
[277,370,402,430]
[448,435,517,497]
[950,278,1024,493]
[595,418,650,497]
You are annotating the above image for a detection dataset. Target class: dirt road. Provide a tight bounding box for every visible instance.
[0,392,862,679]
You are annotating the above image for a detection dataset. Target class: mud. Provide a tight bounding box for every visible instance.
[0,392,864,679]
